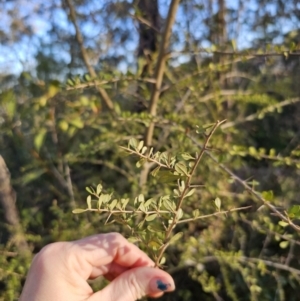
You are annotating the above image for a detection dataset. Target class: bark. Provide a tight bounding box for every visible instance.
[0,155,30,254]
[135,0,160,112]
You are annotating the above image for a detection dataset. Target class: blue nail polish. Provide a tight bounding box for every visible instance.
[157,280,170,291]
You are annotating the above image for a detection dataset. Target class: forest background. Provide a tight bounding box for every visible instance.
[1,0,300,300]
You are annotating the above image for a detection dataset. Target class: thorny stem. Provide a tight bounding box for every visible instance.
[154,120,226,266]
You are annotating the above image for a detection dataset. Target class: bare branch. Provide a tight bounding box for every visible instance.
[144,0,180,147]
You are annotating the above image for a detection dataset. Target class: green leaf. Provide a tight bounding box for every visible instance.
[96,184,103,195]
[138,194,145,203]
[184,188,195,198]
[193,209,200,218]
[1,90,16,118]
[141,146,147,155]
[214,197,221,210]
[72,208,88,214]
[278,221,289,227]
[159,256,166,265]
[157,171,181,183]
[97,199,103,210]
[139,202,146,212]
[279,241,289,249]
[128,237,140,243]
[121,198,130,209]
[151,166,161,177]
[288,205,300,219]
[86,187,94,194]
[169,232,183,245]
[173,189,180,197]
[249,146,257,156]
[137,140,144,152]
[129,137,138,149]
[87,195,92,209]
[180,153,195,161]
[176,208,183,220]
[69,117,84,129]
[21,169,46,185]
[34,128,47,151]
[59,120,69,132]
[146,214,157,221]
[136,159,145,168]
[261,190,274,201]
[164,199,176,212]
[147,225,164,233]
[99,193,111,204]
[144,198,154,207]
[174,161,188,176]
[109,199,118,210]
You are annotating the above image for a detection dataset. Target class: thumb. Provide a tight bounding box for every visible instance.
[90,267,175,301]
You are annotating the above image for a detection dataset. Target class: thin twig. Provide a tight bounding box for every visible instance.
[119,146,170,169]
[139,0,180,189]
[201,255,300,275]
[85,209,171,214]
[170,49,300,57]
[221,97,300,129]
[63,0,114,111]
[144,0,180,147]
[176,206,252,224]
[65,77,156,91]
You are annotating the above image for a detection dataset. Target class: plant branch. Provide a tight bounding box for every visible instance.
[155,120,225,266]
[188,134,300,233]
[119,146,170,169]
[0,156,30,255]
[63,0,114,111]
[221,97,300,129]
[84,209,171,214]
[175,120,226,213]
[201,255,300,275]
[65,77,156,91]
[139,0,180,189]
[144,0,180,147]
[176,206,252,224]
[171,49,300,57]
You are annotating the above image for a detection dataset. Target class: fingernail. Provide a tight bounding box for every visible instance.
[150,278,175,293]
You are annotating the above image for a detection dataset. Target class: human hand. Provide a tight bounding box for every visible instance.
[19,232,175,301]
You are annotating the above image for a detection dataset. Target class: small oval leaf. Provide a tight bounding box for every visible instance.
[146,214,157,221]
[72,208,88,214]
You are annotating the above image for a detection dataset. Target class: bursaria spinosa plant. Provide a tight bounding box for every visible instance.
[73,120,251,266]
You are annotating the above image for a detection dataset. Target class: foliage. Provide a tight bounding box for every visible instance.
[1,0,300,300]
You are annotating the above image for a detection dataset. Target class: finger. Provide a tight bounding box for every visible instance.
[71,232,154,279]
[89,267,175,301]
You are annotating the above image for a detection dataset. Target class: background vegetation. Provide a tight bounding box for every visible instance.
[0,0,300,300]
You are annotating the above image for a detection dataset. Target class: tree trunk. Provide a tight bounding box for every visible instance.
[0,155,30,254]
[134,0,160,112]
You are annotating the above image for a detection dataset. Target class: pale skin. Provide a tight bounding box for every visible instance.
[19,232,175,301]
